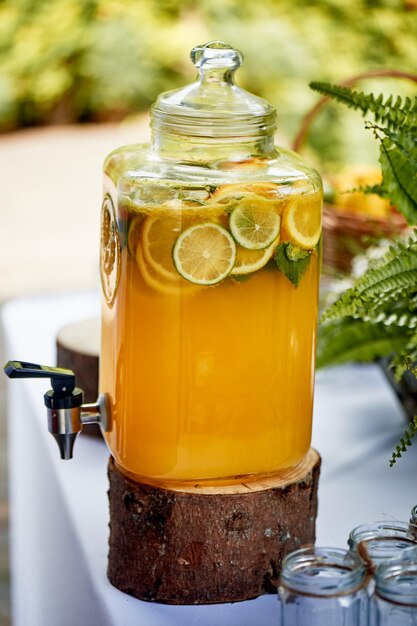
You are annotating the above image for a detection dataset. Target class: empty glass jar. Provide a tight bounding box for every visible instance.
[371,559,417,625]
[349,521,417,574]
[278,547,368,626]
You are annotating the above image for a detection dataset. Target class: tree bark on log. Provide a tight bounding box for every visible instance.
[107,449,321,605]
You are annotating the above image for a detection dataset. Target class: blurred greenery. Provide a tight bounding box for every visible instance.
[1,0,417,166]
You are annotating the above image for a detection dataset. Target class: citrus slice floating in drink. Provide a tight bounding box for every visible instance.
[136,246,179,294]
[127,216,144,256]
[229,195,281,250]
[231,237,279,275]
[210,182,279,203]
[137,245,200,295]
[141,214,183,280]
[173,223,236,285]
[282,197,321,249]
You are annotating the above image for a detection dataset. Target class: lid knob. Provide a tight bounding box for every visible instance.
[191,41,243,79]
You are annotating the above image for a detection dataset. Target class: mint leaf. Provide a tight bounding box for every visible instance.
[286,243,310,262]
[275,242,312,286]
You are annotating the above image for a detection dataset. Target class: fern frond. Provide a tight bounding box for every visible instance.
[376,128,417,224]
[309,82,417,131]
[360,274,417,315]
[317,318,411,369]
[386,236,413,257]
[309,83,417,221]
[321,235,417,322]
[389,415,417,467]
[360,183,387,198]
[371,308,417,330]
[391,334,417,380]
[409,293,417,309]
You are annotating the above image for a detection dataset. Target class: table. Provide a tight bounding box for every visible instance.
[2,291,416,626]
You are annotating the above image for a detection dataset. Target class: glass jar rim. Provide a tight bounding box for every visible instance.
[375,560,417,606]
[348,520,417,572]
[348,520,417,547]
[280,546,366,597]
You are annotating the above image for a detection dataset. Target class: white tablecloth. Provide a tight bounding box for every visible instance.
[2,291,416,626]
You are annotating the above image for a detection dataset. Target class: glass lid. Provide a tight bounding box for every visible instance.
[151,41,276,138]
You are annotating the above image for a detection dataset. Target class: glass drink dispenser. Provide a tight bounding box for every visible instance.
[99,41,322,486]
[4,41,323,605]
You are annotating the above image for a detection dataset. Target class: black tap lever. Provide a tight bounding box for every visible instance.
[4,360,84,459]
[4,360,108,460]
[4,360,76,393]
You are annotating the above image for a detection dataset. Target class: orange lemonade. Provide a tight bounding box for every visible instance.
[100,182,321,484]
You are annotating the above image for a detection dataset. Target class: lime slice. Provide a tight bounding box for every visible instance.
[282,195,321,249]
[173,223,236,285]
[231,237,279,275]
[229,195,281,250]
[141,214,183,280]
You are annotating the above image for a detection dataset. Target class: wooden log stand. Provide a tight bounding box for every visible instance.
[107,448,321,605]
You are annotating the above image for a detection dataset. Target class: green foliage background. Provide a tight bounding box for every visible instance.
[1,0,417,162]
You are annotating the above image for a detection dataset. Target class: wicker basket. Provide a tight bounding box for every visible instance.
[322,203,407,273]
[293,70,417,273]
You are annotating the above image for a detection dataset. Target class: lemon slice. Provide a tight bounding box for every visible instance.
[231,237,279,275]
[282,196,321,249]
[229,195,281,250]
[173,223,236,285]
[141,214,183,280]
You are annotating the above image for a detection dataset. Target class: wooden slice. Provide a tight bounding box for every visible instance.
[56,317,100,435]
[107,449,321,604]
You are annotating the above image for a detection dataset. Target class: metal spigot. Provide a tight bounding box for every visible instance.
[4,360,108,460]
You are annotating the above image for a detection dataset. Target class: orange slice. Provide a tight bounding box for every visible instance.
[141,214,183,281]
[282,195,321,249]
[231,237,279,275]
[210,182,279,204]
